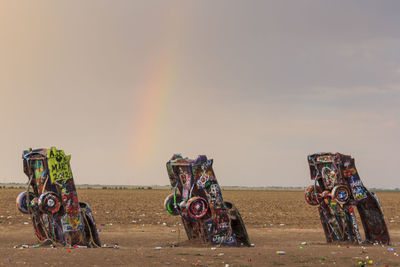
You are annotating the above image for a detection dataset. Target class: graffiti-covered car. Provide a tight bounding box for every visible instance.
[164,154,250,246]
[305,152,390,244]
[16,147,101,247]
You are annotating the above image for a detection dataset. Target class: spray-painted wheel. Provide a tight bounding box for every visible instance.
[332,185,350,205]
[164,193,181,216]
[38,192,61,214]
[16,191,36,214]
[187,197,208,219]
[305,185,321,206]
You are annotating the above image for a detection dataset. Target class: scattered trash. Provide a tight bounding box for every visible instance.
[7,258,11,262]
[270,224,274,227]
[388,248,394,252]
[211,247,217,251]
[33,244,40,248]
[276,251,286,255]
[155,247,162,250]
[321,257,326,261]
[23,222,29,225]
[279,224,285,226]
[299,246,303,250]
[162,222,167,226]
[301,242,307,245]
[113,244,119,249]
[171,229,176,233]
[13,245,18,249]
[218,253,224,256]
[163,262,171,265]
[67,249,71,253]
[250,243,255,247]
[22,245,29,248]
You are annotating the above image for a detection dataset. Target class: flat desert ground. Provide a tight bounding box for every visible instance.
[1,189,399,266]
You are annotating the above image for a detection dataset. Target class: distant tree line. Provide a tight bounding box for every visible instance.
[100,186,153,190]
[0,185,154,190]
[0,185,25,189]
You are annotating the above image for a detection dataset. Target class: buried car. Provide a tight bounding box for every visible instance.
[16,147,101,247]
[164,154,251,246]
[305,152,390,244]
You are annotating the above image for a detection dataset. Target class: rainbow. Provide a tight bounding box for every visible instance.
[130,8,188,167]
[130,51,175,166]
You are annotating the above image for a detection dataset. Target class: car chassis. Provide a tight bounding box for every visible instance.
[164,154,251,246]
[305,152,390,244]
[16,147,101,247]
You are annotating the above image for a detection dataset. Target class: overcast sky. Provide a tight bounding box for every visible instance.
[1,1,399,188]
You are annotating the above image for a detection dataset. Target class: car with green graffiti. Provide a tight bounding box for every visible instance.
[16,147,101,247]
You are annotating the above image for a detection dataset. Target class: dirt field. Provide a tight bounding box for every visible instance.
[1,188,400,266]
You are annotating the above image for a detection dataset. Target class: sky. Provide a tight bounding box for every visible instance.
[0,1,399,188]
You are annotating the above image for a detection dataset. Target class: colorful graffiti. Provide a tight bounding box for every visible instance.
[16,147,101,247]
[164,154,250,246]
[305,152,390,244]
